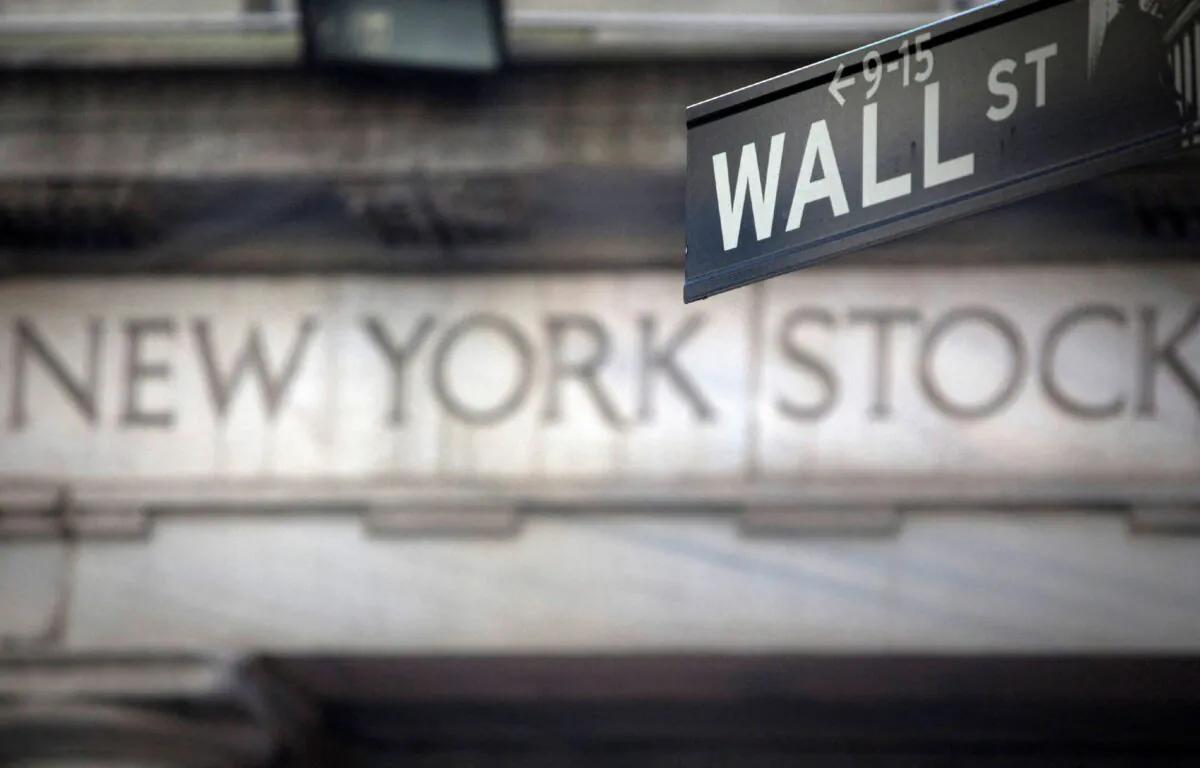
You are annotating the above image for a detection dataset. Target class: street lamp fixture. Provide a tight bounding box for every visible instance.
[299,0,508,74]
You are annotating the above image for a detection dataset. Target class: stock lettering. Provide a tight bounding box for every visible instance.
[775,303,1200,421]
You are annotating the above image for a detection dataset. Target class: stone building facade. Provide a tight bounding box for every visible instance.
[2,3,1200,766]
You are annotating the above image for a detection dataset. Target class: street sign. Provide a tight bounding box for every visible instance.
[684,0,1196,302]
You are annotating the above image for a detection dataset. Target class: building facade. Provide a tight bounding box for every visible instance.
[2,3,1200,765]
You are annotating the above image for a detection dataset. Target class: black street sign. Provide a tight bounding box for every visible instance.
[684,0,1198,302]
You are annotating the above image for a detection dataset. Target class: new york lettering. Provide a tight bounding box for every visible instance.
[0,312,715,430]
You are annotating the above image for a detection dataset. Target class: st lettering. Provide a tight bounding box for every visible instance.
[987,43,1059,122]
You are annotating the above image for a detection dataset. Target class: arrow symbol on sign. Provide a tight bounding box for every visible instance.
[828,63,855,106]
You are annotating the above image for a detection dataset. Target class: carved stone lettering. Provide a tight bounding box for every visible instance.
[543,314,623,428]
[8,319,103,430]
[121,317,177,429]
[776,308,839,421]
[2,273,1199,482]
[848,308,920,420]
[364,315,436,425]
[192,318,318,421]
[430,314,535,426]
[1040,305,1128,420]
[1137,305,1200,417]
[637,315,714,423]
[919,307,1027,420]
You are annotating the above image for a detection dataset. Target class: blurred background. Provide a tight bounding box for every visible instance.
[2,1,1200,766]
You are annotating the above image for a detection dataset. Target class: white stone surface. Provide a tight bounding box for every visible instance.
[0,544,66,645]
[0,0,248,16]
[42,512,1200,652]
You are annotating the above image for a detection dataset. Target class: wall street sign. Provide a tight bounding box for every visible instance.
[684,0,1197,302]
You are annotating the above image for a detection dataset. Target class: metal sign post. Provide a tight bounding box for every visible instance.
[684,0,1197,302]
